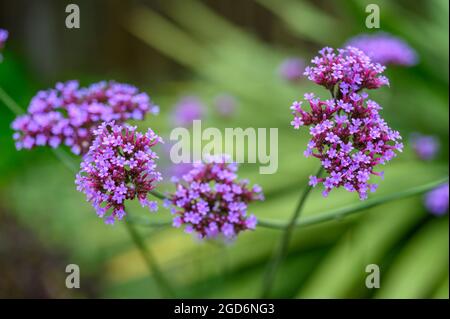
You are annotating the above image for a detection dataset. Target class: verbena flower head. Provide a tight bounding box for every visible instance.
[425,183,449,216]
[172,96,205,127]
[76,121,162,224]
[0,28,8,60]
[411,133,440,161]
[279,58,305,82]
[304,46,389,92]
[292,47,403,200]
[12,81,159,155]
[166,154,264,239]
[346,33,418,66]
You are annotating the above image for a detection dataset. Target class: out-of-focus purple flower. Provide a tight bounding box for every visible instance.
[410,133,440,161]
[75,121,162,224]
[167,154,264,240]
[0,29,8,48]
[171,96,205,127]
[214,93,237,117]
[0,28,8,60]
[425,183,449,216]
[346,33,418,66]
[11,81,159,155]
[166,162,193,182]
[293,47,402,200]
[279,58,305,82]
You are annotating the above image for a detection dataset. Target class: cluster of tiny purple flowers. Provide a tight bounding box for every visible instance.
[75,121,162,224]
[0,28,8,61]
[303,46,389,92]
[12,80,159,155]
[292,46,403,199]
[346,32,418,66]
[166,155,263,239]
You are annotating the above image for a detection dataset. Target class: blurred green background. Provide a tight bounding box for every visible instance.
[0,0,448,298]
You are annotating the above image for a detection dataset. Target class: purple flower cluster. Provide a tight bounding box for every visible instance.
[292,46,403,200]
[410,133,440,161]
[12,81,159,155]
[171,96,205,127]
[76,121,162,224]
[304,46,389,91]
[279,58,305,82]
[425,183,449,216]
[0,28,8,60]
[167,155,264,239]
[346,33,418,66]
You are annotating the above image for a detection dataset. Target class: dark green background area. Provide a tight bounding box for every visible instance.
[0,0,448,298]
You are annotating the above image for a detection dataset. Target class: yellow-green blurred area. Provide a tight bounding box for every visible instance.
[0,0,448,298]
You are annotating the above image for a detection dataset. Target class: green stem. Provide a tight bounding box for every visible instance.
[51,147,80,173]
[257,176,449,230]
[150,190,167,200]
[261,166,323,298]
[134,177,449,230]
[0,86,23,115]
[124,217,175,298]
[127,215,172,227]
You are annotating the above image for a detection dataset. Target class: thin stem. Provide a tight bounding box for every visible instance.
[51,147,79,173]
[124,217,175,298]
[329,88,335,99]
[127,215,172,227]
[261,166,323,298]
[0,86,23,115]
[257,176,449,230]
[133,176,449,230]
[150,189,167,200]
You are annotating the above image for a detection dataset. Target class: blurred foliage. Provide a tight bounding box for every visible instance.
[0,0,448,298]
